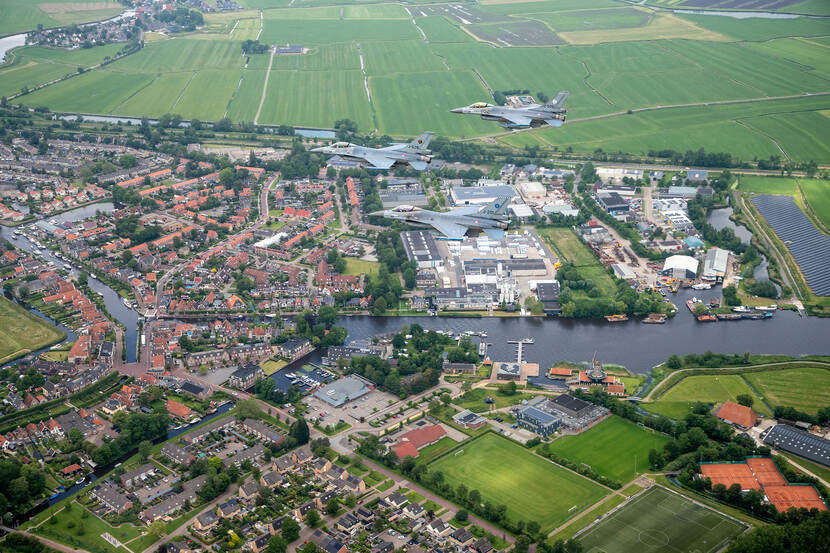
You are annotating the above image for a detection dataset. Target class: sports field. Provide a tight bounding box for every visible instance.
[577,486,746,553]
[430,433,608,532]
[0,296,66,363]
[643,374,772,419]
[548,416,671,484]
[744,367,830,414]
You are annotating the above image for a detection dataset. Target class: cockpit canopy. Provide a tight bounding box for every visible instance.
[471,102,490,108]
[331,141,350,148]
[392,204,418,212]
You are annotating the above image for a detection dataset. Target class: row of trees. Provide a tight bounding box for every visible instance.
[92,411,169,465]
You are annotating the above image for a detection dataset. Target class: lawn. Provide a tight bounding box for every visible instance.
[261,358,288,376]
[780,452,830,485]
[643,374,771,419]
[548,416,671,484]
[343,258,380,277]
[738,176,798,195]
[799,178,830,230]
[414,436,459,465]
[376,479,394,492]
[549,494,627,542]
[455,388,533,413]
[0,296,65,364]
[576,486,746,553]
[33,500,145,553]
[537,227,616,297]
[743,367,830,414]
[430,433,608,533]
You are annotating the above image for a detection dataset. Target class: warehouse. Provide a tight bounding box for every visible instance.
[595,192,629,214]
[450,185,517,205]
[314,375,373,407]
[702,248,730,282]
[661,255,699,279]
[763,424,830,468]
[401,230,443,269]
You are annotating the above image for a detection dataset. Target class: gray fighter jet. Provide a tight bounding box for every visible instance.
[451,92,569,129]
[370,196,512,240]
[311,132,435,171]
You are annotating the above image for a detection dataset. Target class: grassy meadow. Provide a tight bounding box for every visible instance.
[0,296,66,364]
[430,433,608,533]
[743,367,830,414]
[7,0,830,156]
[548,416,671,484]
[643,374,772,419]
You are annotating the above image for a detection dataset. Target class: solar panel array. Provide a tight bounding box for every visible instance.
[752,195,830,296]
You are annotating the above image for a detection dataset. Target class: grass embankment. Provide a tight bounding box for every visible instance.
[0,295,66,364]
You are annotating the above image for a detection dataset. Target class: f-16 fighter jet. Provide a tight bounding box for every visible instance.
[311,132,435,170]
[451,92,568,129]
[370,197,512,240]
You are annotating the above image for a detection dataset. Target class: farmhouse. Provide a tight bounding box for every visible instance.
[715,401,758,429]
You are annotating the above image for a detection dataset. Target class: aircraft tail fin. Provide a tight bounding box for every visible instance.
[477,196,512,218]
[409,132,434,151]
[545,91,569,109]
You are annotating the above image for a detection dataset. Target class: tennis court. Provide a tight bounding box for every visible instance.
[577,486,746,553]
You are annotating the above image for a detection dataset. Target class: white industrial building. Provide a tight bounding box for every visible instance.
[702,248,730,282]
[661,255,699,279]
[596,167,643,184]
[450,185,517,205]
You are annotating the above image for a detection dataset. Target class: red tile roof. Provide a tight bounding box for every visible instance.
[716,401,758,428]
[166,399,192,418]
[396,425,446,450]
[392,441,420,460]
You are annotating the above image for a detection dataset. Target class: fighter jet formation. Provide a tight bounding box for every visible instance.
[370,197,513,241]
[451,91,569,129]
[311,132,435,171]
[313,92,568,238]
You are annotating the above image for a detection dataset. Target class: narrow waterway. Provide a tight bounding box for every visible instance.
[707,206,779,292]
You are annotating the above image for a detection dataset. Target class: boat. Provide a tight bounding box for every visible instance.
[686,300,697,312]
[691,283,711,290]
[709,298,721,308]
[605,314,629,323]
[696,314,717,322]
[732,305,752,313]
[743,311,773,320]
[756,305,778,311]
[716,313,742,320]
[478,342,487,356]
[63,264,71,270]
[123,297,132,308]
[642,313,667,324]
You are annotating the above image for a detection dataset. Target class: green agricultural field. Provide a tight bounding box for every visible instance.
[478,0,621,16]
[738,176,798,195]
[173,69,245,121]
[740,112,830,163]
[748,38,830,80]
[112,72,194,118]
[0,0,122,36]
[258,69,373,130]
[273,44,360,71]
[548,416,671,484]
[416,17,475,43]
[430,433,608,533]
[109,39,245,74]
[644,374,771,419]
[226,69,268,122]
[343,258,380,277]
[0,296,65,364]
[744,367,830,414]
[22,69,155,114]
[362,41,445,76]
[678,14,830,41]
[260,19,418,45]
[371,70,495,137]
[577,486,746,553]
[527,7,652,32]
[799,178,830,230]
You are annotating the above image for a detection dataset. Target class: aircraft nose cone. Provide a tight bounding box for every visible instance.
[310,147,325,152]
[369,210,385,217]
[450,108,464,113]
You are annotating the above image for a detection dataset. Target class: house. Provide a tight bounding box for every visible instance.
[193,509,219,536]
[715,401,759,429]
[91,482,133,514]
[372,541,394,553]
[472,538,495,553]
[425,517,451,537]
[217,498,241,518]
[249,534,271,553]
[355,506,374,522]
[450,527,474,547]
[228,363,264,389]
[239,480,260,501]
[261,471,283,489]
[182,417,236,444]
[453,409,488,430]
[403,502,425,519]
[161,442,194,466]
[335,513,360,534]
[241,419,285,444]
[385,492,408,509]
[314,490,338,511]
[277,338,313,361]
[120,464,155,488]
[309,529,347,553]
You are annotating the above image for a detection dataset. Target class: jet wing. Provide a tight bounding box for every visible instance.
[362,154,395,169]
[545,119,564,127]
[499,113,533,127]
[450,205,480,216]
[379,144,405,151]
[409,161,428,171]
[430,220,468,239]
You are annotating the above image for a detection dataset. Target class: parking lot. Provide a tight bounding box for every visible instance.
[304,387,400,425]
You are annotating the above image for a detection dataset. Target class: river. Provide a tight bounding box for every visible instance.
[0,202,139,362]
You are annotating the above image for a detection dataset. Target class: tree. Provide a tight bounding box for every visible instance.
[300,543,318,553]
[666,355,682,370]
[325,497,340,515]
[138,440,151,462]
[372,297,387,315]
[148,521,165,539]
[648,448,664,470]
[441,393,451,405]
[306,508,321,527]
[290,418,310,445]
[282,517,300,542]
[693,302,708,316]
[736,394,754,408]
[237,399,263,420]
[267,535,288,553]
[454,509,468,522]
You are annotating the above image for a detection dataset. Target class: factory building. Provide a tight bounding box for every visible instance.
[702,248,730,282]
[450,185,517,206]
[401,230,443,269]
[661,255,699,279]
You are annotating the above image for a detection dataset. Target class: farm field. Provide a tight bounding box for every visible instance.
[577,486,746,553]
[21,69,155,114]
[548,416,671,484]
[430,433,608,533]
[799,178,830,230]
[738,176,798,195]
[415,16,474,43]
[744,367,830,414]
[526,7,652,32]
[0,0,122,36]
[0,296,66,364]
[226,69,268,122]
[740,112,830,163]
[643,374,772,419]
[678,14,830,41]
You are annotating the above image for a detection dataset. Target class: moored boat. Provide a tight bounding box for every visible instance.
[642,313,667,324]
[605,314,628,322]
